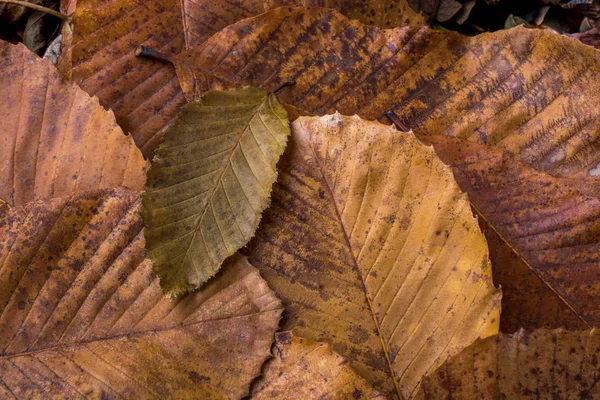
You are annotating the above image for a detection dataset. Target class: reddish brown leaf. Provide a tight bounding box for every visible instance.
[61,0,187,157]
[0,41,147,207]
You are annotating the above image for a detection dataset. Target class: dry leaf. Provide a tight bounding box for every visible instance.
[142,87,290,294]
[62,0,267,158]
[0,188,282,398]
[417,328,600,399]
[245,113,501,398]
[169,6,600,327]
[479,219,588,332]
[253,332,385,399]
[182,0,265,48]
[61,0,187,157]
[0,41,147,207]
[430,135,600,326]
[264,0,425,28]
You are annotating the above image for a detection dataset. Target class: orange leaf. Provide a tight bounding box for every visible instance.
[0,42,147,207]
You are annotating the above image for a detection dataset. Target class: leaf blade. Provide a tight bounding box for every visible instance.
[246,114,501,398]
[0,189,283,398]
[142,87,290,294]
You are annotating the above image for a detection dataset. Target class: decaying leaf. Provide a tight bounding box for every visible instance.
[61,0,187,157]
[264,0,425,28]
[0,188,283,398]
[479,219,588,332]
[182,0,265,49]
[62,0,270,157]
[253,332,385,399]
[245,113,501,398]
[417,328,600,399]
[142,87,290,294]
[407,0,462,22]
[0,41,147,207]
[169,6,600,328]
[431,135,600,326]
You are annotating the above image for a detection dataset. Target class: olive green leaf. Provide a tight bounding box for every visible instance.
[142,87,290,295]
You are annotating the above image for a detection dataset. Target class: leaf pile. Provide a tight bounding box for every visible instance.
[3,0,600,399]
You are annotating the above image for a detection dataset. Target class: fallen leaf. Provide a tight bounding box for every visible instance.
[62,0,268,157]
[169,6,600,328]
[431,135,600,326]
[417,328,600,399]
[253,331,385,399]
[0,41,147,207]
[61,0,187,157]
[479,219,588,332]
[0,188,282,398]
[245,113,501,398]
[182,0,265,48]
[264,0,425,28]
[142,87,290,294]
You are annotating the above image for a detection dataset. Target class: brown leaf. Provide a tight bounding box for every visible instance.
[0,188,282,398]
[253,332,385,399]
[479,219,588,332]
[264,0,425,28]
[182,0,265,49]
[431,135,600,326]
[169,6,600,327]
[60,0,187,157]
[417,329,600,399]
[245,113,501,399]
[62,0,267,158]
[0,41,147,207]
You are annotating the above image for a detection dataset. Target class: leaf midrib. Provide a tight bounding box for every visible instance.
[303,128,404,400]
[176,96,268,278]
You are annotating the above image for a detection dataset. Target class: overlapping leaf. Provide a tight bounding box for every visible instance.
[168,6,600,327]
[253,332,385,399]
[0,188,283,398]
[245,113,501,398]
[417,328,600,399]
[0,41,147,207]
[61,0,187,157]
[264,0,424,28]
[142,87,290,294]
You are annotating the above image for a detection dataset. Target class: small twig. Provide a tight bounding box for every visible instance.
[134,45,175,65]
[273,81,296,95]
[385,110,410,132]
[0,0,68,20]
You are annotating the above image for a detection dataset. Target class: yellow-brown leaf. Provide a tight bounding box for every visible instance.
[246,113,501,398]
[253,332,385,399]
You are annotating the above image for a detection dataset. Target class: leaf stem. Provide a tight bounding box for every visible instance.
[0,0,67,20]
[385,110,410,132]
[134,45,175,65]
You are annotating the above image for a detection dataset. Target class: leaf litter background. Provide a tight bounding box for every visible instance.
[2,0,600,399]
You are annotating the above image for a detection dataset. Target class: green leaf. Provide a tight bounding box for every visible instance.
[142,87,290,295]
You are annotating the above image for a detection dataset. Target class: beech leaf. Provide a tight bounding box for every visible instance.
[0,188,282,398]
[171,6,600,328]
[246,113,501,398]
[417,329,600,399]
[0,41,147,207]
[142,87,290,294]
[253,332,385,399]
